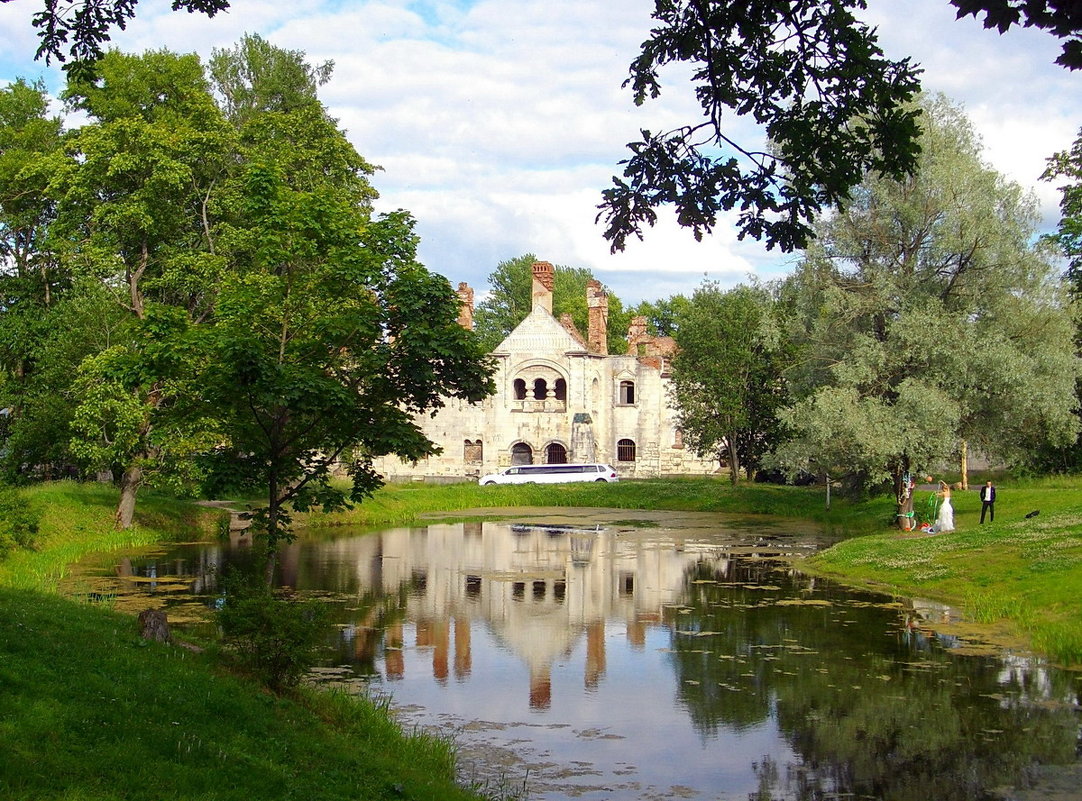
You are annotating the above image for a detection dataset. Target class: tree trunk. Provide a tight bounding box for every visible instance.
[114,463,143,529]
[960,440,969,490]
[263,476,281,587]
[893,460,914,531]
[727,435,740,485]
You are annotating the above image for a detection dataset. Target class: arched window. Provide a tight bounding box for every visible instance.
[532,378,548,400]
[619,380,635,405]
[464,439,483,463]
[554,377,567,401]
[617,438,636,462]
[546,442,568,464]
[513,378,527,400]
[511,442,533,465]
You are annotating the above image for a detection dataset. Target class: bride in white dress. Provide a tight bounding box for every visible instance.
[935,481,955,532]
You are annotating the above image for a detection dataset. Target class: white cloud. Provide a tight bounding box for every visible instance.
[2,0,1079,303]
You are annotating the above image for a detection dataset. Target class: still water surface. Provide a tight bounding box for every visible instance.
[74,509,1082,801]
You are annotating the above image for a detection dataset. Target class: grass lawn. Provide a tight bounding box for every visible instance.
[805,475,1082,666]
[0,482,486,801]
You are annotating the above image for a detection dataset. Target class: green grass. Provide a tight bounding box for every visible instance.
[805,479,1082,666]
[299,476,889,535]
[0,588,483,801]
[0,482,486,801]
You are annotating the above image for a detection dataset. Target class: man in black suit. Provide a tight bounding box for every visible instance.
[979,480,996,523]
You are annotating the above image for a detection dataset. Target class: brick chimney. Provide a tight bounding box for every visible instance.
[531,260,554,314]
[456,281,474,330]
[586,279,608,354]
[626,315,648,354]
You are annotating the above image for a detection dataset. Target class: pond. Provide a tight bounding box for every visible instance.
[69,508,1082,801]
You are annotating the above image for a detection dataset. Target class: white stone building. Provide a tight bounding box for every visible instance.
[373,260,716,481]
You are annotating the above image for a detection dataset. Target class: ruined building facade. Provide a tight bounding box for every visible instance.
[373,260,716,481]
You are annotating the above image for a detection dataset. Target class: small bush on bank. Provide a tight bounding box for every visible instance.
[217,573,329,692]
[0,483,40,556]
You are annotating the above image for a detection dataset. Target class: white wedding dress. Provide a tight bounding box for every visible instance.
[935,495,955,532]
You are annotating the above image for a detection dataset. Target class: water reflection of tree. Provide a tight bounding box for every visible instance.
[295,575,414,676]
[667,558,1079,800]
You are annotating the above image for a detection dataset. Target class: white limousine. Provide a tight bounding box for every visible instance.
[478,463,620,485]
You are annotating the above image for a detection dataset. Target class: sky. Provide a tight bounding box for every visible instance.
[1,0,1080,304]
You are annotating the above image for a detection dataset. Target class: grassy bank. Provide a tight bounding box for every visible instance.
[0,588,483,801]
[297,475,890,534]
[804,475,1082,667]
[0,481,226,593]
[0,482,484,801]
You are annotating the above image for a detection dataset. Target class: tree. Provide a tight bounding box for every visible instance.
[0,78,62,308]
[773,95,1081,511]
[472,254,631,353]
[47,48,233,526]
[0,78,67,475]
[600,0,1082,256]
[200,39,493,578]
[1027,125,1082,472]
[1044,128,1082,291]
[670,282,787,483]
[627,294,690,338]
[1,281,128,480]
[8,0,230,79]
[209,33,334,125]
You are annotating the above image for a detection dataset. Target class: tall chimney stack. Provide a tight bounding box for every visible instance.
[626,315,648,353]
[456,282,474,330]
[531,261,554,314]
[586,279,608,354]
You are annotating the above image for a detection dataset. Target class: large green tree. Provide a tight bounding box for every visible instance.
[200,38,493,575]
[0,78,67,475]
[773,95,1081,508]
[46,48,233,527]
[600,0,1082,256]
[670,282,787,484]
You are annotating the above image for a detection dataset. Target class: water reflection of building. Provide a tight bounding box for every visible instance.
[284,521,730,708]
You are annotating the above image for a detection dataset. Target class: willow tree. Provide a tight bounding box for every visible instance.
[774,95,1081,511]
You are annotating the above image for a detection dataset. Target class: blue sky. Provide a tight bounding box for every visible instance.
[2,0,1079,303]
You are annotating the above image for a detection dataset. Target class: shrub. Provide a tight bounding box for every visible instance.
[216,576,329,692]
[0,484,40,557]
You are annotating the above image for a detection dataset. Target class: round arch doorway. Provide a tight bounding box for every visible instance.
[545,442,568,464]
[511,442,533,465]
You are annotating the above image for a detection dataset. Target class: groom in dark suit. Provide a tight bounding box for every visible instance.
[979,481,996,523]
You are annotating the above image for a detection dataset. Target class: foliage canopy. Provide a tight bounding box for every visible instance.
[773,95,1081,497]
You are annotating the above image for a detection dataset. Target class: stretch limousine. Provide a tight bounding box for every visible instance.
[478,463,619,485]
